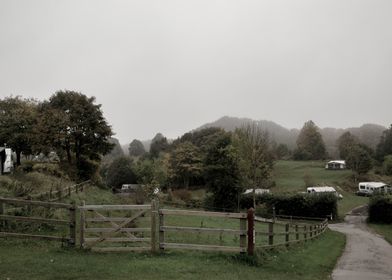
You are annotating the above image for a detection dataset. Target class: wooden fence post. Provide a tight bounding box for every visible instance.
[240,215,247,253]
[27,196,32,215]
[80,201,85,248]
[268,222,274,246]
[247,208,255,256]
[285,223,289,247]
[304,225,307,242]
[151,199,158,253]
[0,201,4,229]
[69,201,76,247]
[159,210,164,251]
[49,187,52,200]
[310,225,313,238]
[295,224,299,241]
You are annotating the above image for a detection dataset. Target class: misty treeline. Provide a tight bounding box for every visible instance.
[0,92,113,180]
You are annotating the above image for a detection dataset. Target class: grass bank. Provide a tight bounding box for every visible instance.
[368,223,392,245]
[0,230,345,280]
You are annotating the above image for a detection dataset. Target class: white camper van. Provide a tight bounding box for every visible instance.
[357,182,391,196]
[306,186,343,199]
[0,147,14,174]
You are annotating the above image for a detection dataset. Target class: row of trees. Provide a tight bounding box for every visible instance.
[0,93,113,179]
[105,126,275,210]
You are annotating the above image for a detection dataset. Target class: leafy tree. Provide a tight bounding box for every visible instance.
[376,125,392,161]
[0,96,38,165]
[346,145,373,178]
[382,155,392,176]
[204,133,241,210]
[133,157,169,187]
[273,143,290,160]
[105,157,137,188]
[169,141,203,188]
[173,127,227,153]
[129,139,146,157]
[234,124,274,207]
[41,91,113,168]
[294,121,327,160]
[150,133,169,158]
[102,138,124,164]
[337,132,358,159]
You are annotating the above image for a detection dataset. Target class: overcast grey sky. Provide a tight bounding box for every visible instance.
[1,0,391,144]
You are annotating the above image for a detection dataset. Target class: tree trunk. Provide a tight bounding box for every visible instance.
[16,150,21,166]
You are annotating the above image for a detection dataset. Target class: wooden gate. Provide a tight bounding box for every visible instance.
[79,200,158,252]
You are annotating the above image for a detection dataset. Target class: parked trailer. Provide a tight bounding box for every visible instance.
[306,186,343,199]
[0,147,13,174]
[357,182,391,196]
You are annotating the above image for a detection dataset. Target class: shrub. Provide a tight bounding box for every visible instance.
[382,155,392,176]
[240,193,338,219]
[32,163,65,178]
[172,189,192,202]
[368,195,392,223]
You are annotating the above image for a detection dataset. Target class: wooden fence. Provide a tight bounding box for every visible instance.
[0,197,76,246]
[79,200,158,253]
[159,209,248,253]
[30,180,90,202]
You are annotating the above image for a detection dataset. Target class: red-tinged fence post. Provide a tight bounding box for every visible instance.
[247,208,255,256]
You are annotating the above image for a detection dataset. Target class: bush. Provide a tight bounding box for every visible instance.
[172,189,192,202]
[368,195,392,223]
[32,163,65,178]
[382,155,392,176]
[240,193,338,219]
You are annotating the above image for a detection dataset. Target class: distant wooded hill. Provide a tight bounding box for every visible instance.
[119,116,387,158]
[197,116,387,158]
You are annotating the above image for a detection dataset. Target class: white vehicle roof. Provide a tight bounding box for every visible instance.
[307,186,337,192]
[327,160,346,165]
[243,189,270,195]
[358,182,388,188]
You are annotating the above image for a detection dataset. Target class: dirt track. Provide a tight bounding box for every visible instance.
[329,209,392,280]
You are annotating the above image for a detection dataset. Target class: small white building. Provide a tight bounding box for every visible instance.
[243,188,270,195]
[357,182,391,196]
[325,160,346,170]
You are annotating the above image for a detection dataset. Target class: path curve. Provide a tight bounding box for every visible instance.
[329,208,392,280]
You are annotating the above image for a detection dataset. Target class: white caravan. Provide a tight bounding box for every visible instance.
[357,182,391,196]
[0,147,14,174]
[306,186,343,199]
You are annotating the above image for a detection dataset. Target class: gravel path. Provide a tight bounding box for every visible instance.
[329,210,392,280]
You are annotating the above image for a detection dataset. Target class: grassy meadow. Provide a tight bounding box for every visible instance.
[272,160,369,217]
[0,229,345,280]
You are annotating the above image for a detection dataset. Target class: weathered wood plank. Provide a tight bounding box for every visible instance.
[79,205,151,210]
[160,226,246,235]
[0,214,69,225]
[85,237,150,243]
[84,227,150,233]
[91,247,151,253]
[0,197,72,209]
[159,209,246,219]
[161,242,245,253]
[0,231,68,241]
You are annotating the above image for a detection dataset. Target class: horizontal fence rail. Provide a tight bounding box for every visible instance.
[0,197,76,246]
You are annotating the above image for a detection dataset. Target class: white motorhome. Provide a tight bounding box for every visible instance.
[357,182,391,196]
[0,147,14,174]
[325,160,346,170]
[306,186,343,199]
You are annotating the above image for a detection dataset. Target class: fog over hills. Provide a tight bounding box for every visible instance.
[198,116,387,157]
[121,116,387,158]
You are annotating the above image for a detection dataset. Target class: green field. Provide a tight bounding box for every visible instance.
[272,160,369,217]
[0,230,345,280]
[368,223,392,245]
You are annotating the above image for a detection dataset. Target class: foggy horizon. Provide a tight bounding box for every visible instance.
[1,1,391,144]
